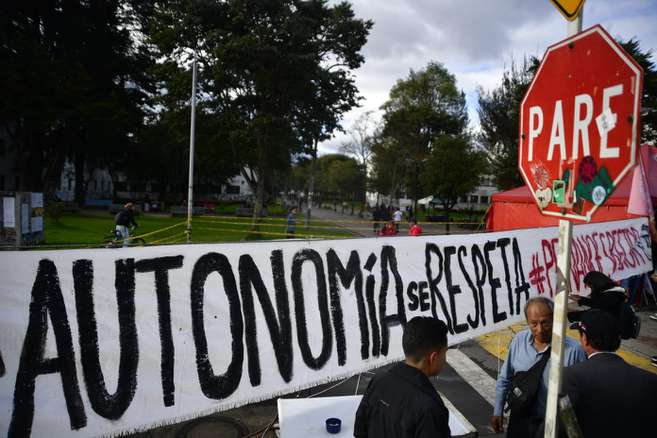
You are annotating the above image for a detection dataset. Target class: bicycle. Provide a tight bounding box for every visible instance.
[104,226,146,248]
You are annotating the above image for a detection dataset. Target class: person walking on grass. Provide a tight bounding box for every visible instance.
[115,202,138,247]
[286,207,297,238]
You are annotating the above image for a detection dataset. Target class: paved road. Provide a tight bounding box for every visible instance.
[306,206,484,237]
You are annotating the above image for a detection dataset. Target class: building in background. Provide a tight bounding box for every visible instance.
[455,175,499,210]
[367,174,500,211]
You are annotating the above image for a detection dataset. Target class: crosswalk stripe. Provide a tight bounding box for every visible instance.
[446,349,498,406]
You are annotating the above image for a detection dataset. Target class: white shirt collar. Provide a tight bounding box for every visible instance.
[587,351,617,359]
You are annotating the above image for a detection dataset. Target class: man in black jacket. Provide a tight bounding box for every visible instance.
[354,316,451,438]
[562,310,657,438]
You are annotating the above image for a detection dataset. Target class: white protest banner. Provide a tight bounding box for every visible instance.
[531,217,652,296]
[0,218,650,437]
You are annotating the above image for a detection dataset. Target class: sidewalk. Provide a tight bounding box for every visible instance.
[476,313,657,374]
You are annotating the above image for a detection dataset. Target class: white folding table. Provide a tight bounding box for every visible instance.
[277,394,476,437]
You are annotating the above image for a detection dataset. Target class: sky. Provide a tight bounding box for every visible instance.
[318,0,657,154]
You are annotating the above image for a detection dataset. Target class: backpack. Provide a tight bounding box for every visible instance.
[619,304,641,339]
[505,347,551,417]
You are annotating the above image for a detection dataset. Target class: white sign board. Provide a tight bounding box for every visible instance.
[3,196,15,227]
[31,192,44,209]
[31,216,44,233]
[0,218,650,437]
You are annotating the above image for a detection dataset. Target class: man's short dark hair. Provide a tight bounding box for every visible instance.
[579,309,621,352]
[402,316,448,362]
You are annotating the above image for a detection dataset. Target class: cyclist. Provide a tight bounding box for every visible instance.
[115,202,138,247]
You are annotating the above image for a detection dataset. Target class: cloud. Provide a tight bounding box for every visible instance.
[320,0,657,155]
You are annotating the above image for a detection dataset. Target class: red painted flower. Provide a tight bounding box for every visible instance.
[579,156,597,185]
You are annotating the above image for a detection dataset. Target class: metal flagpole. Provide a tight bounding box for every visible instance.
[544,10,582,438]
[186,52,198,243]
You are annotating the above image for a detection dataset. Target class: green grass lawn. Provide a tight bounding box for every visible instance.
[44,212,354,248]
[213,201,288,217]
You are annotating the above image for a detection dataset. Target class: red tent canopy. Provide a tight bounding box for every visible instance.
[486,145,657,231]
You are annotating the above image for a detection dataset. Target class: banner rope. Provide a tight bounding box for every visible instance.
[194,218,371,232]
[128,221,186,241]
[194,225,349,240]
[196,214,482,226]
[149,232,188,245]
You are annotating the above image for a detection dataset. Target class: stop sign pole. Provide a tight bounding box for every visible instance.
[518,3,643,436]
[543,12,581,438]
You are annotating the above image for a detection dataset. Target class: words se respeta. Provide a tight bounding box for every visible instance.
[0,218,650,438]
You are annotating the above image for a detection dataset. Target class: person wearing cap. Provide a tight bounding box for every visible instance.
[354,316,451,438]
[562,309,657,438]
[115,202,138,247]
[492,297,586,438]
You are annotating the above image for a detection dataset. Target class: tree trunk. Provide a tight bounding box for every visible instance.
[442,202,451,235]
[412,163,420,223]
[16,127,46,192]
[42,146,66,200]
[74,149,86,206]
[250,140,267,238]
[306,138,318,227]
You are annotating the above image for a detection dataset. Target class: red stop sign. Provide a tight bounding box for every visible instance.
[518,25,643,221]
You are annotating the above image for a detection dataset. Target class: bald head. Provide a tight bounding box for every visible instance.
[524,297,554,318]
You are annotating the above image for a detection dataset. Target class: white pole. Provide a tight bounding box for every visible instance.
[186,52,198,243]
[543,10,582,438]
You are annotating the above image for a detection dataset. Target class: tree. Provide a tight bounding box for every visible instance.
[369,134,404,202]
[340,111,377,173]
[378,62,469,210]
[478,39,655,192]
[422,135,487,216]
[476,57,539,191]
[146,0,372,233]
[619,38,657,145]
[0,1,152,200]
[339,111,377,204]
[326,157,365,202]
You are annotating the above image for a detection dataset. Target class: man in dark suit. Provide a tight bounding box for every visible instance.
[562,309,657,438]
[354,316,451,438]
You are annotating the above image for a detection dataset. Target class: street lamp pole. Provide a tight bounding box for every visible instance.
[186,52,198,243]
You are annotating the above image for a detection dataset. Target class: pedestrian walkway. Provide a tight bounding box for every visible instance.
[309,206,481,236]
[476,313,657,374]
